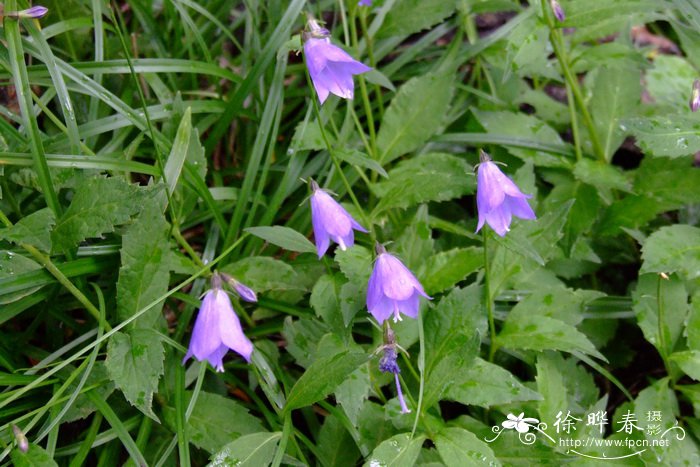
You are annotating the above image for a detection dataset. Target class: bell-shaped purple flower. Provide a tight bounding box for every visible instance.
[476,151,536,237]
[367,244,431,324]
[303,18,371,104]
[310,179,367,258]
[691,79,700,112]
[183,274,253,371]
[5,6,48,19]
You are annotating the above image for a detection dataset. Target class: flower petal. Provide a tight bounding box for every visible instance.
[376,254,419,301]
[484,204,512,237]
[187,290,223,360]
[505,196,536,220]
[217,295,254,362]
[368,295,395,324]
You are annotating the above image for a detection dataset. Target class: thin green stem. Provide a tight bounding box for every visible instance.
[564,79,583,161]
[656,275,669,371]
[483,230,497,361]
[271,412,292,467]
[172,228,206,269]
[410,309,425,439]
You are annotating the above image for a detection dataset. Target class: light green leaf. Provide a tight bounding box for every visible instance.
[641,225,700,280]
[0,251,42,305]
[564,0,662,41]
[335,148,388,178]
[336,363,371,426]
[221,256,303,292]
[208,432,281,467]
[435,427,501,467]
[245,226,316,254]
[105,329,164,421]
[419,247,482,295]
[335,245,372,285]
[646,55,697,112]
[670,351,700,381]
[363,433,426,467]
[163,107,192,196]
[377,73,454,164]
[624,116,700,158]
[51,177,151,253]
[0,208,55,252]
[379,0,457,37]
[372,153,473,213]
[284,350,368,413]
[310,274,345,332]
[572,158,632,199]
[10,444,58,467]
[116,200,170,327]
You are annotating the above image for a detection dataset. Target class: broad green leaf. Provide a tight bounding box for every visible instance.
[340,281,365,327]
[0,208,55,252]
[105,329,164,421]
[0,251,42,305]
[646,55,697,112]
[435,427,500,467]
[283,318,329,368]
[245,225,316,254]
[163,107,192,196]
[472,109,571,168]
[377,73,454,164]
[508,286,603,326]
[63,363,115,423]
[336,363,371,426]
[317,414,361,467]
[208,432,281,467]
[419,247,482,295]
[116,200,170,327]
[670,351,700,381]
[624,116,700,158]
[165,391,265,454]
[335,148,388,178]
[396,205,434,271]
[51,177,150,253]
[221,256,303,292]
[641,225,700,280]
[572,158,632,201]
[363,433,425,467]
[310,274,345,332]
[379,0,457,37]
[689,293,700,351]
[633,273,688,358]
[372,153,473,213]
[564,0,662,41]
[499,314,605,360]
[292,119,335,151]
[504,15,557,80]
[10,444,58,467]
[284,350,368,413]
[445,357,541,407]
[335,245,372,285]
[588,65,641,161]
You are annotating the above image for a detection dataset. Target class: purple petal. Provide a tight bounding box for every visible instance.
[376,254,420,301]
[477,162,506,214]
[313,190,353,237]
[207,345,230,372]
[217,297,254,362]
[368,295,394,324]
[484,205,512,237]
[311,193,331,257]
[186,290,224,361]
[359,0,372,6]
[303,38,370,104]
[396,294,420,319]
[233,281,258,303]
[320,64,355,100]
[11,6,48,18]
[395,373,411,414]
[366,264,383,310]
[505,196,536,220]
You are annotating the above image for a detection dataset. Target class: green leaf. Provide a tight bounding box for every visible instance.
[336,363,371,426]
[372,153,473,213]
[419,247,482,295]
[0,208,55,252]
[624,115,700,158]
[444,357,541,407]
[435,427,500,467]
[310,274,345,332]
[163,107,192,196]
[396,205,434,271]
[646,55,698,112]
[670,351,700,381]
[564,0,662,41]
[284,349,368,413]
[166,391,265,454]
[633,273,688,358]
[379,0,457,37]
[335,148,388,178]
[641,225,700,280]
[208,432,281,467]
[335,245,372,285]
[10,444,58,467]
[221,256,302,292]
[363,433,426,467]
[317,414,361,466]
[51,177,151,253]
[689,293,700,351]
[499,314,605,360]
[377,73,454,164]
[116,200,171,327]
[588,65,641,160]
[504,15,557,81]
[572,158,632,200]
[105,329,165,421]
[0,251,42,305]
[245,226,316,254]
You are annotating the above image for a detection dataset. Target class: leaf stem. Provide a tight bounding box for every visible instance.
[483,230,498,361]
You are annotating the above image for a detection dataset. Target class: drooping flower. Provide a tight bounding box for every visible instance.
[221,273,258,303]
[4,6,48,19]
[475,150,536,237]
[303,18,371,104]
[367,244,431,323]
[549,0,565,22]
[377,328,410,414]
[359,0,372,6]
[183,274,254,371]
[502,413,540,433]
[691,79,700,112]
[309,179,368,258]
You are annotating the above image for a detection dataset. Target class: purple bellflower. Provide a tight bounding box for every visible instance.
[476,151,536,237]
[367,244,431,324]
[303,18,371,104]
[183,273,254,372]
[4,5,48,18]
[378,328,410,414]
[549,0,565,22]
[310,179,368,258]
[691,79,700,112]
[359,0,372,6]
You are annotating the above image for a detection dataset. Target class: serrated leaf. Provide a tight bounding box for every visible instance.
[336,363,371,426]
[646,55,697,112]
[335,148,388,177]
[0,208,55,252]
[435,427,500,467]
[116,200,170,327]
[310,274,345,332]
[419,247,482,295]
[284,350,368,413]
[377,73,454,164]
[624,116,700,158]
[105,329,164,421]
[572,158,632,200]
[363,433,425,467]
[445,357,541,407]
[379,0,457,37]
[245,226,316,254]
[372,153,473,213]
[670,351,700,381]
[641,225,700,280]
[208,432,281,467]
[51,177,150,253]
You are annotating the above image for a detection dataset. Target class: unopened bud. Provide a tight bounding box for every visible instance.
[690,79,700,112]
[550,0,565,22]
[12,425,29,453]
